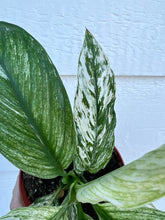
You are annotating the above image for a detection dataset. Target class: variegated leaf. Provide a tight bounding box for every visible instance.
[94,203,165,220]
[74,30,116,173]
[0,22,76,178]
[30,189,60,207]
[76,144,165,209]
[0,206,62,220]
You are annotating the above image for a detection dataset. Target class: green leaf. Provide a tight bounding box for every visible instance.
[94,203,165,220]
[0,22,76,178]
[62,203,94,220]
[66,204,78,220]
[76,203,94,220]
[74,30,116,173]
[42,203,93,220]
[30,188,62,207]
[0,206,61,220]
[51,204,68,220]
[76,144,165,209]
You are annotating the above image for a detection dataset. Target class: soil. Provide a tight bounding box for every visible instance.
[22,148,123,219]
[22,172,61,202]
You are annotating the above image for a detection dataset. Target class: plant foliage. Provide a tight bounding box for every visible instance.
[0,22,76,178]
[0,21,165,219]
[74,29,116,174]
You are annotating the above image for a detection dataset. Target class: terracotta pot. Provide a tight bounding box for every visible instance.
[10,171,31,210]
[10,147,124,210]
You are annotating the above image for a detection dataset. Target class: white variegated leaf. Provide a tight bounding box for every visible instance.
[0,22,76,178]
[74,30,116,173]
[76,144,165,209]
[0,206,62,220]
[94,203,165,220]
[30,189,60,207]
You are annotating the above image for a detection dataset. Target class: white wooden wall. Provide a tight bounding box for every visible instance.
[0,0,165,216]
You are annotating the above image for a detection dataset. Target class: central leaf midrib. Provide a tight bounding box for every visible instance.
[91,41,99,165]
[0,60,65,176]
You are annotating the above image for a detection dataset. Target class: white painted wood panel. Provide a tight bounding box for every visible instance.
[0,76,164,216]
[0,169,19,216]
[0,0,165,216]
[0,0,164,76]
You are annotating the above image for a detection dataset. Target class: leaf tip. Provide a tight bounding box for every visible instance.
[85,27,90,33]
[85,28,92,38]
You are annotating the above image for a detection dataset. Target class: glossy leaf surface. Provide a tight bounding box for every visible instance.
[95,203,165,220]
[0,22,76,178]
[74,30,116,173]
[76,144,165,209]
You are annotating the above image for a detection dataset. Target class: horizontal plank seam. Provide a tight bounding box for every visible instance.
[60,75,165,79]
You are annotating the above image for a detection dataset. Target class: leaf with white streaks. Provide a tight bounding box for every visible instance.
[74,30,116,173]
[76,144,165,209]
[94,203,165,220]
[0,22,76,178]
[0,206,61,220]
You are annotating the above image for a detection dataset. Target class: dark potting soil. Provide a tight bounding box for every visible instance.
[83,148,123,182]
[22,148,123,219]
[22,172,62,202]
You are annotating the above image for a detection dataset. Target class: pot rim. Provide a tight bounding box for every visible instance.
[19,171,32,207]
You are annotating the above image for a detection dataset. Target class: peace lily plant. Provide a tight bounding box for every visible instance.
[0,21,165,219]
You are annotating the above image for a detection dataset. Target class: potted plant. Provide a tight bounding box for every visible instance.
[9,146,124,217]
[0,21,165,219]
[10,146,124,209]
